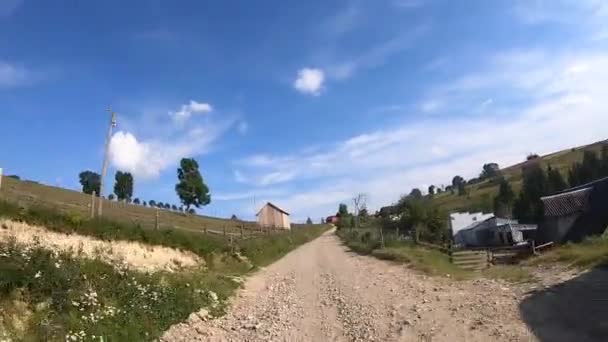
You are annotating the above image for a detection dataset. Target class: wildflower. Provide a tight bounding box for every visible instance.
[54,262,61,269]
[34,271,42,279]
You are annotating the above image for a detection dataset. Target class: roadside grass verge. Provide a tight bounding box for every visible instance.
[527,235,608,269]
[0,200,329,341]
[336,229,470,280]
[0,238,245,341]
[481,265,536,283]
[0,200,329,264]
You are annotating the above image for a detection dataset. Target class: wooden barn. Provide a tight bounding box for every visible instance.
[256,202,291,230]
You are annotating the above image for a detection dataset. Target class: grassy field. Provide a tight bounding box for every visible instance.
[429,139,607,213]
[0,200,330,341]
[0,176,261,235]
[527,235,608,269]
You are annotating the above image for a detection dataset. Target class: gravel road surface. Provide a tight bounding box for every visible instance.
[162,230,595,341]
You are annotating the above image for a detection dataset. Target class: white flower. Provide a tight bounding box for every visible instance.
[54,262,61,269]
[34,271,42,279]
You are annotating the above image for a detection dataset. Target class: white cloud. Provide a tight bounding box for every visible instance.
[0,61,31,88]
[109,101,229,179]
[170,100,212,122]
[241,49,608,219]
[293,68,325,96]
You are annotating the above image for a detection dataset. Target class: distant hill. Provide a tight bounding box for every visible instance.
[0,175,257,234]
[429,139,608,214]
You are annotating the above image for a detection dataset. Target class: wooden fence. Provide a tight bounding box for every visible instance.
[450,241,545,270]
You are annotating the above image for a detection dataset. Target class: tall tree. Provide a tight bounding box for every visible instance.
[133,198,140,205]
[306,217,313,225]
[569,150,602,187]
[428,185,436,196]
[78,171,101,196]
[113,171,134,201]
[171,204,178,211]
[175,158,211,211]
[142,201,147,207]
[452,176,466,196]
[601,144,608,177]
[480,163,500,180]
[338,203,349,217]
[513,164,548,223]
[409,188,423,199]
[547,165,568,194]
[148,200,156,207]
[493,178,515,218]
[108,194,115,201]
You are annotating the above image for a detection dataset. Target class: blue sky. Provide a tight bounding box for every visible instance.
[1,0,608,222]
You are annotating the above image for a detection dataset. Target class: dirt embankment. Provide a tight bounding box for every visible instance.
[0,218,201,272]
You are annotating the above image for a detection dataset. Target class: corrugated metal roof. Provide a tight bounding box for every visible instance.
[541,187,591,217]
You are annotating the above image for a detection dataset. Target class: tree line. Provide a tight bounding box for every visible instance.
[496,146,608,223]
[78,157,211,215]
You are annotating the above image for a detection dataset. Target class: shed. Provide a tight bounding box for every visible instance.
[257,202,291,230]
[539,176,608,243]
[453,216,537,248]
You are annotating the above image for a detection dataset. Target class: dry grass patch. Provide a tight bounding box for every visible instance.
[0,219,201,273]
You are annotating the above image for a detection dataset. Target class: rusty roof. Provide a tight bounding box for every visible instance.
[541,187,592,217]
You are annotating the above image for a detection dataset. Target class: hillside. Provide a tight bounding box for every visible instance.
[429,139,608,213]
[0,176,259,234]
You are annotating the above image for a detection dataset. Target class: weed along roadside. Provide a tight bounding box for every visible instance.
[0,200,329,341]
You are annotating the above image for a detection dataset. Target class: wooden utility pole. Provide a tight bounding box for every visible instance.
[90,191,96,218]
[98,109,117,217]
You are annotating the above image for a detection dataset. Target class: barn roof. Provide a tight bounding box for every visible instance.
[541,187,592,217]
[256,202,290,216]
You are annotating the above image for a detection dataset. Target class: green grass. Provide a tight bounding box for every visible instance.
[429,140,607,213]
[0,176,258,234]
[527,235,608,268]
[481,265,536,283]
[337,229,470,279]
[0,200,329,341]
[0,238,246,341]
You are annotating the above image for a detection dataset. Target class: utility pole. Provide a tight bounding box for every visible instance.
[98,109,117,217]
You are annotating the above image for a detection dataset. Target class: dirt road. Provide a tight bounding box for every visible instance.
[161,230,592,341]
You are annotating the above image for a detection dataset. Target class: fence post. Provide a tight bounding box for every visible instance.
[223,225,226,237]
[203,224,207,235]
[155,209,159,230]
[90,191,96,218]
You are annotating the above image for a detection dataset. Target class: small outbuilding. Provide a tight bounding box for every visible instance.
[539,176,608,243]
[257,202,291,230]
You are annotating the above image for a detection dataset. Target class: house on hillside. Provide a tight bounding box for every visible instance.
[453,216,537,248]
[539,176,608,243]
[257,202,291,230]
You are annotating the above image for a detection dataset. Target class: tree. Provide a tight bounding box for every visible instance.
[171,204,178,211]
[187,208,196,214]
[601,144,608,177]
[157,201,164,208]
[149,200,156,207]
[133,198,140,205]
[179,206,184,213]
[428,185,435,196]
[569,150,602,187]
[306,217,313,225]
[451,176,466,195]
[175,158,211,211]
[108,194,115,201]
[143,201,147,207]
[113,171,134,201]
[78,171,101,196]
[480,163,500,180]
[527,154,540,161]
[359,207,369,218]
[547,165,567,195]
[493,178,515,217]
[513,164,548,223]
[231,214,238,220]
[409,188,422,199]
[352,193,367,229]
[338,203,349,217]
[164,203,171,209]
